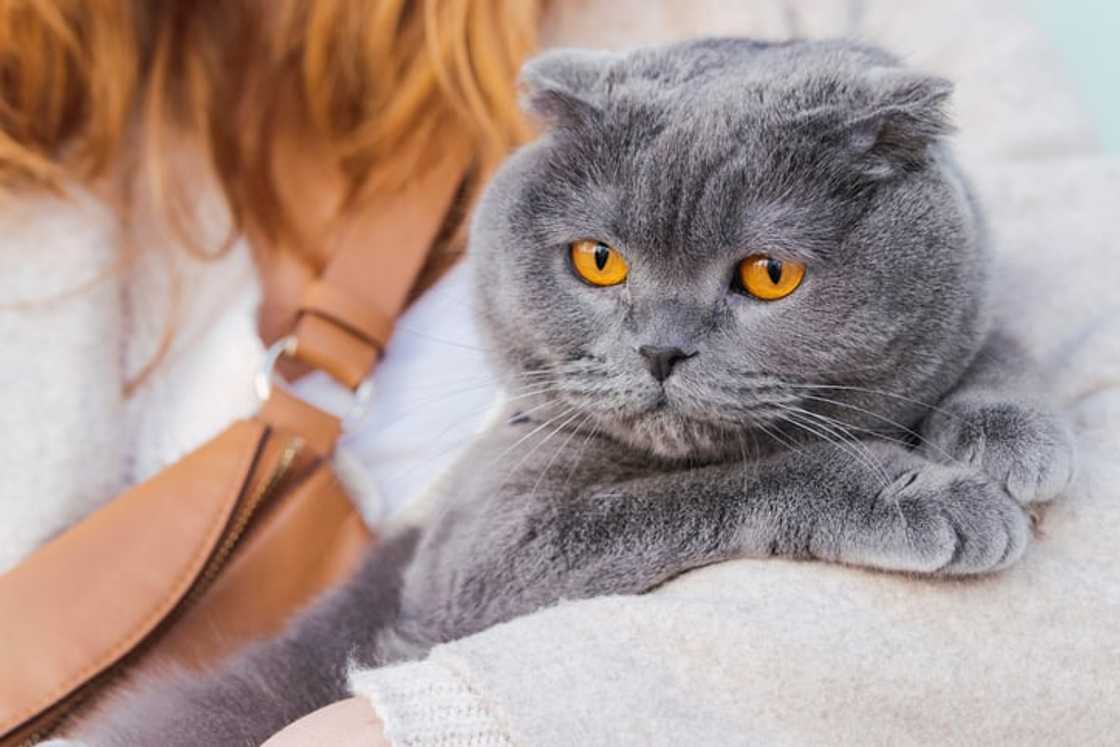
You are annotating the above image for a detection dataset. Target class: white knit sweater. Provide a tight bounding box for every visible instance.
[7,2,1119,745]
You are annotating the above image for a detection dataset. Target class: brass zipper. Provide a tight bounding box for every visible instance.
[182,435,303,610]
[18,434,303,746]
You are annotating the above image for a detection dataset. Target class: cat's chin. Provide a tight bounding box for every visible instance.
[600,407,739,462]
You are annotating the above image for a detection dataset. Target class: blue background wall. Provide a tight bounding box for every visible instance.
[1028,0,1120,150]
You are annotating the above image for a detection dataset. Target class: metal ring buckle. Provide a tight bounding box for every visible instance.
[254,336,298,402]
[255,335,375,431]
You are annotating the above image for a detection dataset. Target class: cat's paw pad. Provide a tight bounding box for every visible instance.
[856,465,1030,575]
[922,400,1075,506]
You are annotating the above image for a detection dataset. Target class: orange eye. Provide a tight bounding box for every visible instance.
[736,254,806,300]
[570,240,629,287]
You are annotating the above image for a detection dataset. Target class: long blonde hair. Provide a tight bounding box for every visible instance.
[0,0,542,260]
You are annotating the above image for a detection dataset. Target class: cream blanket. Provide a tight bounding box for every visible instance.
[350,2,1120,744]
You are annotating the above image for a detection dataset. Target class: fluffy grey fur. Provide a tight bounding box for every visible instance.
[82,38,1074,745]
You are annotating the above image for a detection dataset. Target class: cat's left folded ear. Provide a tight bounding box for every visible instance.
[519,48,620,126]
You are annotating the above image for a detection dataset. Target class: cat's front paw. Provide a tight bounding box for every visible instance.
[838,464,1030,576]
[921,398,1075,506]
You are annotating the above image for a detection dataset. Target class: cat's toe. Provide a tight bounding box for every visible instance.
[922,400,1075,506]
[858,465,1030,576]
[931,471,1030,574]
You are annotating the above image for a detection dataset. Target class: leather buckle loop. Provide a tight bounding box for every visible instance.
[255,336,374,431]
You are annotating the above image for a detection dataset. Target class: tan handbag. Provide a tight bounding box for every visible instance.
[0,158,469,746]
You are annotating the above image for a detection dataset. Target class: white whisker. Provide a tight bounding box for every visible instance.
[795,393,964,466]
[498,407,584,490]
[780,382,959,420]
[778,406,891,487]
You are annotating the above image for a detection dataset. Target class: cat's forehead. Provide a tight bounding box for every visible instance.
[602,39,899,116]
[513,38,950,263]
[582,40,901,182]
[576,56,867,258]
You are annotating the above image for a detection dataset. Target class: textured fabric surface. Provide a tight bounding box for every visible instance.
[351,663,514,747]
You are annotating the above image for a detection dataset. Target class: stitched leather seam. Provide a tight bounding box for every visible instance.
[303,309,386,354]
[2,422,265,730]
[300,282,392,349]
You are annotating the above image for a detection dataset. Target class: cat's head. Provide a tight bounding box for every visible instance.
[469,38,989,461]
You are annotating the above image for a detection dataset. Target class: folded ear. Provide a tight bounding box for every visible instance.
[840,69,955,179]
[519,48,619,127]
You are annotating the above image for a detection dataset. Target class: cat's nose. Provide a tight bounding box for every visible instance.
[638,345,695,383]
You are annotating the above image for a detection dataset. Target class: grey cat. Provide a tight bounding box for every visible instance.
[83,38,1074,745]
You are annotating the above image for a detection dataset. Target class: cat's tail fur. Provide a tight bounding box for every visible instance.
[77,529,421,747]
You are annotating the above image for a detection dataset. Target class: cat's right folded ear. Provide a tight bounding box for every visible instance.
[519,48,619,127]
[839,69,955,179]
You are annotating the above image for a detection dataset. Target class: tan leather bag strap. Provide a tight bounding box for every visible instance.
[289,155,471,392]
[0,155,471,746]
[257,151,471,451]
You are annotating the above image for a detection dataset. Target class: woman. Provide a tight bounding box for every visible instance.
[5,1,1119,745]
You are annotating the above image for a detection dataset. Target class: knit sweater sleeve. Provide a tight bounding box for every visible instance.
[349,500,1120,747]
[349,660,514,747]
[346,583,751,747]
